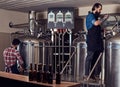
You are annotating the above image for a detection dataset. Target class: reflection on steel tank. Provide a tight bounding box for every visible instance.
[105,33,120,87]
[72,32,87,82]
[19,36,52,72]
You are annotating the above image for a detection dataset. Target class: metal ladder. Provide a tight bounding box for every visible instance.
[79,53,105,87]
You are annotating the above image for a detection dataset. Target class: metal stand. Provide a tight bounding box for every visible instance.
[51,29,76,80]
[80,52,104,87]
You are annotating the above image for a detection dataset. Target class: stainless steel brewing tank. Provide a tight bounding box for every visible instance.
[19,36,51,71]
[105,33,120,87]
[73,41,87,82]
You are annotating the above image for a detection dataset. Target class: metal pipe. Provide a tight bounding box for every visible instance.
[51,29,54,43]
[9,22,29,28]
[62,31,66,70]
[29,11,36,36]
[67,29,72,74]
[58,32,61,67]
[42,42,45,65]
[60,46,76,74]
[9,20,43,29]
[54,32,57,77]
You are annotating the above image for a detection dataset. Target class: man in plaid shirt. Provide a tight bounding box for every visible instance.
[3,38,24,74]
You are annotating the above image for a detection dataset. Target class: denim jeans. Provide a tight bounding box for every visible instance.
[11,63,20,74]
[85,50,101,77]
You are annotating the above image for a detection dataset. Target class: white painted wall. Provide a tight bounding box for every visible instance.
[0,33,11,71]
[0,9,28,71]
[0,9,28,33]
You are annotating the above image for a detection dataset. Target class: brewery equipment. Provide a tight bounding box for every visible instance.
[72,31,87,82]
[105,33,120,87]
[19,36,51,71]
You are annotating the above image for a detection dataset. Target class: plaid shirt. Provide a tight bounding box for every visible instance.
[3,47,23,71]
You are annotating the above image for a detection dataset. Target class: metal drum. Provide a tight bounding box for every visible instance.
[74,41,87,82]
[105,33,120,87]
[19,36,51,71]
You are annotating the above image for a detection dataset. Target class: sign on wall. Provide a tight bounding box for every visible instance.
[47,7,74,29]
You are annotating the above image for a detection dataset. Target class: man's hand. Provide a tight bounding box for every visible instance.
[18,65,24,74]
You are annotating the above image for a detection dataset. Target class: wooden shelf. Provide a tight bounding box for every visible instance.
[0,71,80,87]
[0,71,28,82]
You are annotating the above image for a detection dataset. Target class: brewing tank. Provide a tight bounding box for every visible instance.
[72,34,87,82]
[19,36,51,71]
[105,33,120,87]
[75,41,87,82]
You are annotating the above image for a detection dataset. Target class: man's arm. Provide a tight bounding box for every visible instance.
[94,15,109,26]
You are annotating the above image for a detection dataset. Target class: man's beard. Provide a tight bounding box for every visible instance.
[95,12,100,19]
